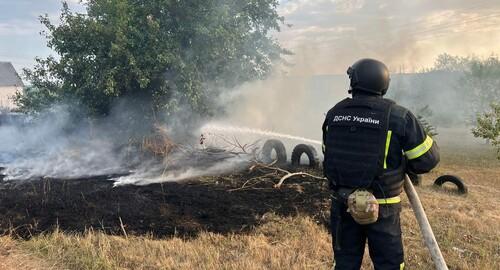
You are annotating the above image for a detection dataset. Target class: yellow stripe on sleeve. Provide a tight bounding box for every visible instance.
[405,135,433,160]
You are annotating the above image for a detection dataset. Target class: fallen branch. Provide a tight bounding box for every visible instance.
[228,172,278,192]
[274,172,326,188]
[251,161,289,174]
[207,133,261,154]
[250,161,326,188]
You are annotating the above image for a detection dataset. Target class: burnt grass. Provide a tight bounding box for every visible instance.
[0,167,331,239]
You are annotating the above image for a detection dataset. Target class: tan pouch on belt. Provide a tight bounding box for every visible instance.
[347,189,379,225]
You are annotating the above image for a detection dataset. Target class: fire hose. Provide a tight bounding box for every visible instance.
[404,174,449,270]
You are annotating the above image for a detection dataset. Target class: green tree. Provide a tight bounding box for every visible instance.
[461,56,500,121]
[16,0,287,124]
[416,105,438,137]
[472,103,500,159]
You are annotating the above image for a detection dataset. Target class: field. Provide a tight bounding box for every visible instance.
[0,141,498,270]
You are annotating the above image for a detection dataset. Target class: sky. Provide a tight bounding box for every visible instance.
[277,0,500,74]
[0,0,499,75]
[0,0,85,73]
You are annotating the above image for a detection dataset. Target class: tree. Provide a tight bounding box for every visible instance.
[472,103,500,159]
[15,0,287,126]
[432,53,471,72]
[416,105,438,137]
[429,54,500,124]
[461,56,500,122]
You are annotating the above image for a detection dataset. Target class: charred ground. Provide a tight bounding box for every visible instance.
[0,167,331,239]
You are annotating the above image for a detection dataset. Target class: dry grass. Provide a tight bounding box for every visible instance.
[0,237,57,270]
[17,215,332,270]
[141,125,177,157]
[399,165,500,269]
[2,144,500,270]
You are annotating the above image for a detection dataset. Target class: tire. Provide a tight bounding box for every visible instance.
[434,175,468,195]
[291,144,319,168]
[408,172,422,186]
[261,139,287,164]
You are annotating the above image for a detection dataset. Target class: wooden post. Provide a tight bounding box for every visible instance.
[404,174,448,270]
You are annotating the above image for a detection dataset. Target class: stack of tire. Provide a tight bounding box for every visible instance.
[261,139,319,168]
[261,139,467,195]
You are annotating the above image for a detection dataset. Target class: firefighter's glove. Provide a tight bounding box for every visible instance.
[347,189,379,225]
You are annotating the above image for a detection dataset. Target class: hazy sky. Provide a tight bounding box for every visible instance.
[277,0,500,73]
[1,0,499,75]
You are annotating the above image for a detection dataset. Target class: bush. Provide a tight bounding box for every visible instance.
[472,103,500,159]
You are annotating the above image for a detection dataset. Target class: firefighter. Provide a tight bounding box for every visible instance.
[322,59,440,270]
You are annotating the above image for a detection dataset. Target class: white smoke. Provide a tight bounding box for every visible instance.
[113,153,252,186]
[0,106,127,180]
[0,104,264,185]
[113,122,326,186]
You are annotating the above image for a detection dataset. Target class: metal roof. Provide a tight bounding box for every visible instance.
[0,62,23,87]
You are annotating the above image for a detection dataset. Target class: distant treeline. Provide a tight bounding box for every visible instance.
[387,53,500,128]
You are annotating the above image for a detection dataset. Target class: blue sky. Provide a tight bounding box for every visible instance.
[1,0,500,76]
[0,0,85,72]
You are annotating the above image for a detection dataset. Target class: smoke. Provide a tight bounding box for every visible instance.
[207,0,500,148]
[207,55,494,153]
[113,152,252,186]
[211,68,348,143]
[0,105,130,180]
[0,102,258,184]
[1,56,485,184]
[3,1,498,185]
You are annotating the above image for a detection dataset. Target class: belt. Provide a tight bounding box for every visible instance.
[377,196,401,204]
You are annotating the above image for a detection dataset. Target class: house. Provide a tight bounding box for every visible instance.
[0,62,24,109]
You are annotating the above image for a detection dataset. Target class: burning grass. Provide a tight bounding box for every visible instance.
[0,145,498,269]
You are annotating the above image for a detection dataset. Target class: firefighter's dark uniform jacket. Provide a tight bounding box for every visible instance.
[322,94,440,270]
[322,94,439,198]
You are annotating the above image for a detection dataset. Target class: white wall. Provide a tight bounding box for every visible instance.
[0,86,21,110]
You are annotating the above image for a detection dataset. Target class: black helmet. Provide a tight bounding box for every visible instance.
[347,59,390,96]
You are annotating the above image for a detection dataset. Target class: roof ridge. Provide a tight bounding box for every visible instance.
[0,62,24,87]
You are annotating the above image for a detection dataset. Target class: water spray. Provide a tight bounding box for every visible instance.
[201,123,322,145]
